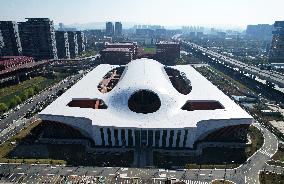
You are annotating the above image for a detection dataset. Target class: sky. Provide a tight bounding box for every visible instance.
[0,0,283,29]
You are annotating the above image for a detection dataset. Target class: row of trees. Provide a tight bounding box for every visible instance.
[0,85,40,114]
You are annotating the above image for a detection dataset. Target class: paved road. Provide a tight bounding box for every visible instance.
[182,41,284,87]
[0,74,83,127]
[0,116,38,144]
[236,123,279,183]
[0,123,280,183]
[0,73,85,143]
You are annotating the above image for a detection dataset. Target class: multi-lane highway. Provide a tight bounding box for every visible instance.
[0,72,86,144]
[182,41,284,88]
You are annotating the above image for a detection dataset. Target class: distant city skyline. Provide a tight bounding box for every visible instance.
[0,0,283,29]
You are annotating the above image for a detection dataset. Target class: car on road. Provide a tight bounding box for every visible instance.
[15,105,20,111]
[2,113,8,118]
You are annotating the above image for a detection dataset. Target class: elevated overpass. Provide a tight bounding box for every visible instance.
[182,41,284,88]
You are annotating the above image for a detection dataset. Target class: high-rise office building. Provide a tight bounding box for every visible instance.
[76,31,85,55]
[0,21,22,56]
[106,22,114,36]
[269,21,284,63]
[55,31,70,59]
[0,31,4,56]
[115,22,122,36]
[246,24,273,41]
[58,23,77,32]
[58,23,64,31]
[18,18,57,60]
[67,31,78,59]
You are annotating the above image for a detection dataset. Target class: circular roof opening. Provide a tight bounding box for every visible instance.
[128,90,161,114]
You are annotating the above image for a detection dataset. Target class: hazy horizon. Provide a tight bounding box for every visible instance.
[0,0,283,29]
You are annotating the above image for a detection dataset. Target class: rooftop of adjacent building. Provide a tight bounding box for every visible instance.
[105,42,137,46]
[101,48,131,52]
[24,18,51,21]
[0,21,17,24]
[156,41,180,45]
[0,56,34,63]
[0,59,47,76]
[275,21,284,28]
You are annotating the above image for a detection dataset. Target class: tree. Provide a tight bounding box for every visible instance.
[9,98,18,107]
[19,90,29,101]
[9,95,22,107]
[32,85,40,93]
[0,103,8,113]
[27,87,35,97]
[14,95,22,104]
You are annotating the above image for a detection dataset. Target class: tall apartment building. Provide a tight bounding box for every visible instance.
[67,31,78,59]
[55,31,70,59]
[115,22,122,36]
[0,31,4,56]
[269,21,284,63]
[76,31,85,55]
[0,21,22,56]
[106,22,114,36]
[18,18,57,60]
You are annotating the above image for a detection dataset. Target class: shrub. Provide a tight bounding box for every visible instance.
[9,95,22,107]
[0,103,8,113]
[26,87,35,97]
[19,90,29,101]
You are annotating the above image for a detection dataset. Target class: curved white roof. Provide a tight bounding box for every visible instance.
[39,58,252,129]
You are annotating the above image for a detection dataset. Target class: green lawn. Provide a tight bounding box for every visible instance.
[143,47,156,54]
[0,72,70,112]
[271,146,284,162]
[81,50,97,57]
[245,125,264,157]
[0,76,50,104]
[260,171,284,184]
[176,58,188,65]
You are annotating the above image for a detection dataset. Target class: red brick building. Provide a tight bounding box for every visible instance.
[156,41,180,65]
[0,56,35,71]
[105,42,138,56]
[100,48,133,65]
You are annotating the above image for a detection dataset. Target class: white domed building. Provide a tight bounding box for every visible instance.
[39,58,253,150]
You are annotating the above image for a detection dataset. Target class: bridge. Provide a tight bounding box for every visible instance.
[182,41,284,88]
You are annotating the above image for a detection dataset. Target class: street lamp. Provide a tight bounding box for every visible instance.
[223,161,227,182]
[232,160,236,174]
